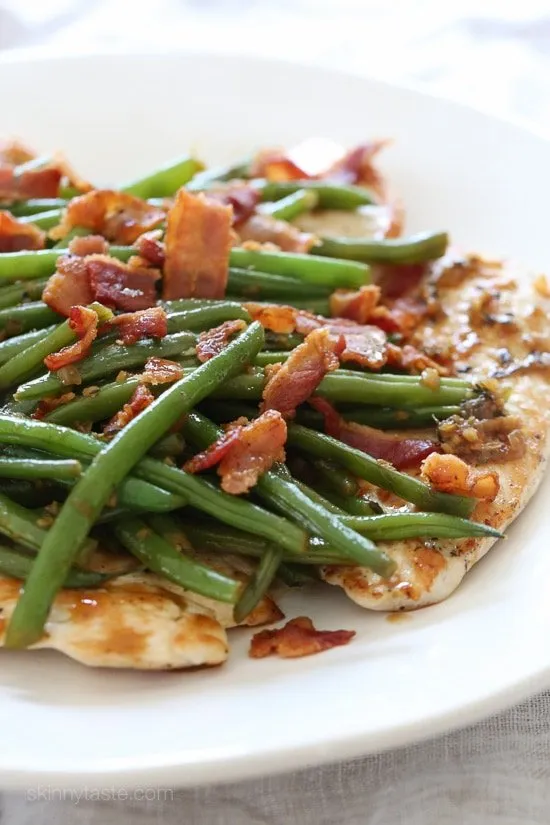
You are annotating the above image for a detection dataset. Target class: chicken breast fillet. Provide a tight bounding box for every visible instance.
[321,254,550,610]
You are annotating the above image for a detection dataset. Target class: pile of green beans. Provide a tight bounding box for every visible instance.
[0,148,506,650]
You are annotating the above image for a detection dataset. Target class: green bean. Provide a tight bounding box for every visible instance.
[15,331,197,401]
[0,278,48,310]
[186,159,251,191]
[318,490,379,517]
[0,303,113,391]
[314,231,449,265]
[342,512,501,540]
[229,248,369,289]
[121,156,204,199]
[182,411,394,576]
[166,302,250,332]
[0,543,111,589]
[234,544,283,622]
[19,209,63,231]
[182,519,351,566]
[0,458,82,481]
[4,323,266,647]
[227,267,330,300]
[257,179,376,209]
[259,189,319,222]
[149,433,186,459]
[7,199,68,217]
[0,491,92,555]
[276,563,317,587]
[45,379,139,424]
[283,296,331,315]
[312,458,358,497]
[287,424,475,517]
[0,246,133,284]
[115,517,240,603]
[0,302,60,337]
[0,326,55,365]
[300,405,462,430]
[264,331,303,351]
[292,480,347,514]
[52,226,90,249]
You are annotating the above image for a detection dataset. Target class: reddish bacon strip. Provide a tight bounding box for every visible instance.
[163,190,232,300]
[185,411,287,495]
[325,140,389,198]
[44,306,99,372]
[49,190,165,244]
[141,357,184,386]
[0,211,45,252]
[196,319,247,363]
[310,396,438,469]
[237,214,316,253]
[261,328,344,418]
[104,307,167,345]
[206,181,260,226]
[44,253,160,317]
[250,616,355,659]
[0,166,61,200]
[103,385,155,438]
[420,453,500,501]
[386,343,446,375]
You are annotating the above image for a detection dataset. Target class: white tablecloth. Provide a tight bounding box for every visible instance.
[2,2,550,822]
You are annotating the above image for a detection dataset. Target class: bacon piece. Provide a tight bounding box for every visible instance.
[51,152,93,193]
[249,149,306,182]
[329,285,382,324]
[206,181,260,226]
[49,190,165,244]
[185,411,287,495]
[262,328,344,418]
[0,140,35,166]
[386,343,447,375]
[0,211,45,252]
[43,253,160,316]
[244,303,298,334]
[43,255,94,316]
[330,285,428,337]
[87,256,159,312]
[250,616,355,659]
[327,322,388,370]
[32,392,76,421]
[237,214,316,253]
[141,357,184,386]
[375,263,427,300]
[104,307,167,345]
[0,166,61,200]
[324,140,389,199]
[44,306,99,371]
[420,452,500,501]
[196,319,247,363]
[163,190,232,300]
[134,232,166,268]
[68,235,109,257]
[311,396,438,469]
[103,385,155,438]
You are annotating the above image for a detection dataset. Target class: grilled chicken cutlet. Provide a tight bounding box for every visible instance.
[322,254,550,610]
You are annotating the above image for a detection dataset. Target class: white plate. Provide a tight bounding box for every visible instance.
[0,50,549,791]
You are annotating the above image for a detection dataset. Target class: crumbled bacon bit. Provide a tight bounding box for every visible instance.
[244,302,298,334]
[49,190,165,244]
[237,214,316,253]
[185,410,287,494]
[103,307,167,345]
[103,385,155,437]
[68,235,109,257]
[0,166,61,200]
[249,616,355,659]
[386,343,447,375]
[196,319,247,363]
[163,190,232,300]
[32,392,76,420]
[133,231,166,267]
[0,210,45,252]
[0,139,35,166]
[206,181,260,226]
[420,367,441,390]
[329,285,382,324]
[420,452,500,500]
[262,328,344,418]
[325,140,389,199]
[330,323,388,371]
[44,305,99,371]
[141,357,184,385]
[311,396,437,469]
